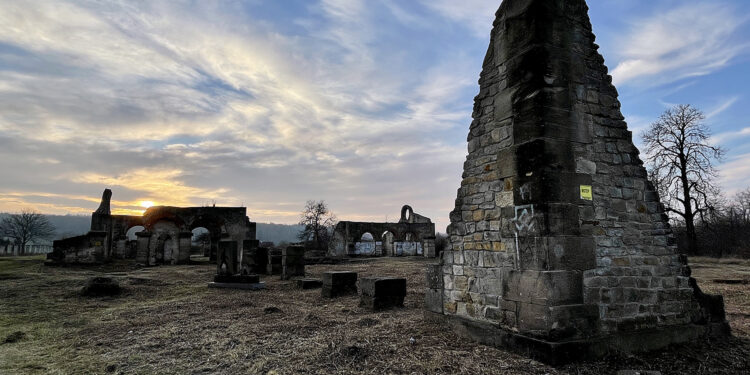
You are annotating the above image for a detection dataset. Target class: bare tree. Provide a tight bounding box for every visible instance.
[298,200,337,250]
[642,104,725,254]
[0,209,56,255]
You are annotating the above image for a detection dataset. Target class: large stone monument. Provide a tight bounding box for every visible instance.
[426,0,728,363]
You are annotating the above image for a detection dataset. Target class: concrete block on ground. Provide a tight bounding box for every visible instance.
[321,271,357,298]
[282,246,306,280]
[297,278,323,289]
[266,249,282,275]
[360,277,406,310]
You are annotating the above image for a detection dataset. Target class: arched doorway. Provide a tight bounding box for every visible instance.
[126,226,145,240]
[117,225,145,258]
[192,227,211,257]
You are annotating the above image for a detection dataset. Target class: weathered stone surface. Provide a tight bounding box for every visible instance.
[426,263,444,289]
[431,0,728,361]
[425,288,444,313]
[297,278,323,289]
[360,277,407,297]
[266,249,282,275]
[322,271,358,298]
[217,241,239,276]
[360,277,407,310]
[241,240,261,274]
[282,246,305,280]
[360,296,405,310]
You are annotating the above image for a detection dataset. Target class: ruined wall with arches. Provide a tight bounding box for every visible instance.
[330,205,437,258]
[50,189,257,266]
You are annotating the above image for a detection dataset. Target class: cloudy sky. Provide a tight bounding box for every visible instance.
[0,0,748,232]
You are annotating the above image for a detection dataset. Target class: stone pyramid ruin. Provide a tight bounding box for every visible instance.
[425,0,729,363]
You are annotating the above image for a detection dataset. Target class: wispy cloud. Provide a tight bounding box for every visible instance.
[706,97,740,119]
[0,0,473,229]
[611,2,748,86]
[720,153,750,194]
[710,127,750,146]
[417,0,497,39]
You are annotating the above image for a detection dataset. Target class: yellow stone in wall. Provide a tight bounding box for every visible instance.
[473,210,484,221]
[492,242,506,252]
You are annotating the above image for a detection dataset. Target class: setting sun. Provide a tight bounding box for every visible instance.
[139,201,155,208]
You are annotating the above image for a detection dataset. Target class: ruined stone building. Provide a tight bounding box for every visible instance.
[49,189,257,266]
[425,0,728,362]
[330,205,437,257]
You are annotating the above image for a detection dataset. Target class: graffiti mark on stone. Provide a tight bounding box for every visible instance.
[513,205,535,232]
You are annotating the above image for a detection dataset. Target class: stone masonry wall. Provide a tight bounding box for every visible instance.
[440,0,698,340]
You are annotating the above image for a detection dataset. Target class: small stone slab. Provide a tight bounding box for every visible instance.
[359,277,406,310]
[213,274,260,284]
[360,277,406,297]
[208,282,266,290]
[322,271,357,298]
[297,278,323,289]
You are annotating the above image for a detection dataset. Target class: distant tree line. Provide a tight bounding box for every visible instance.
[674,188,750,258]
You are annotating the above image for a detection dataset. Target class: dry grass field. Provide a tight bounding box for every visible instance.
[1,256,748,375]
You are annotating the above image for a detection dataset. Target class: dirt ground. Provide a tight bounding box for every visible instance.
[1,256,748,375]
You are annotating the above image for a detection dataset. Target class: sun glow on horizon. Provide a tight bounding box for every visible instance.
[139,201,155,208]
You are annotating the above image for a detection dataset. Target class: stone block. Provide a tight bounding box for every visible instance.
[217,241,239,276]
[426,263,443,289]
[241,240,261,274]
[253,247,270,274]
[503,270,583,306]
[321,271,358,298]
[266,249,282,275]
[424,289,443,314]
[296,278,323,289]
[360,277,406,297]
[282,246,305,280]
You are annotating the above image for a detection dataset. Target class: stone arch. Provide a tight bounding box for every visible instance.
[143,210,186,231]
[125,225,146,240]
[401,205,414,223]
[189,216,225,259]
